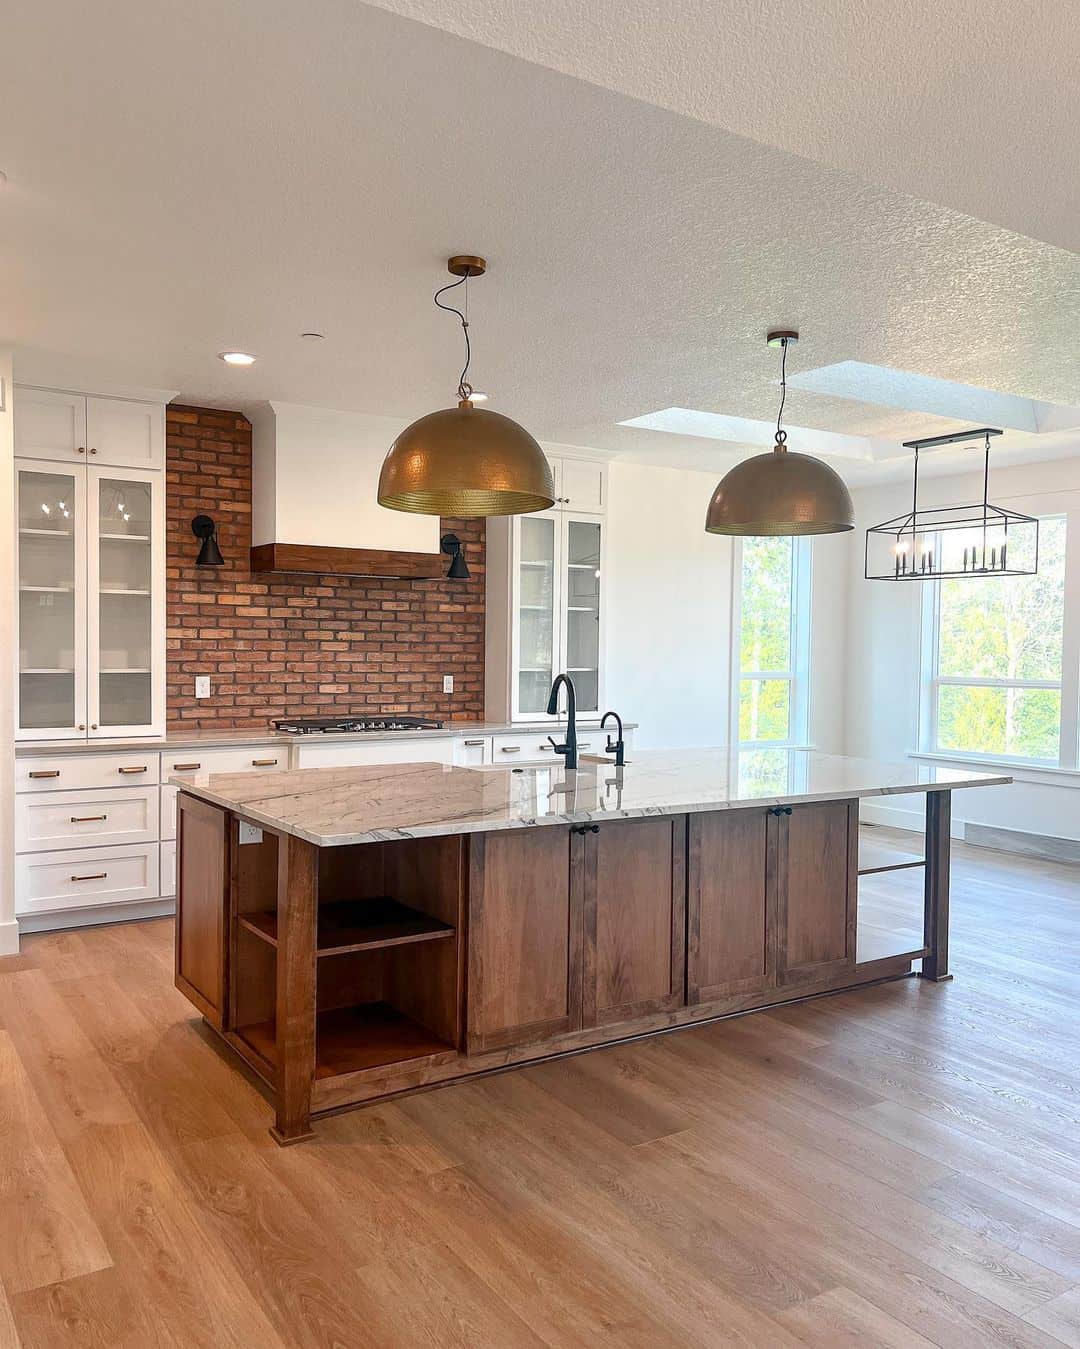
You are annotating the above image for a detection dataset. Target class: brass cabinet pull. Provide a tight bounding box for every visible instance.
[76,446,86,454]
[463,739,485,746]
[71,872,107,882]
[118,766,148,774]
[251,758,278,767]
[171,762,201,771]
[29,769,61,779]
[70,814,107,823]
[89,447,97,455]
[500,746,521,753]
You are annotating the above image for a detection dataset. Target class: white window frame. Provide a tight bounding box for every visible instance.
[729,536,812,748]
[918,510,1078,770]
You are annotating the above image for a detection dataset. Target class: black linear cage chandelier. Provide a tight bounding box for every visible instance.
[865,428,1038,581]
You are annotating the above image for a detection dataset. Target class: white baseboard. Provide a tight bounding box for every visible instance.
[18,897,175,935]
[859,800,964,838]
[0,918,19,956]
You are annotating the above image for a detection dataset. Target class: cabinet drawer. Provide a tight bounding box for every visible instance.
[161,840,176,897]
[161,783,178,840]
[18,751,161,793]
[16,843,159,916]
[16,785,159,852]
[453,735,492,766]
[162,744,285,780]
[491,730,603,763]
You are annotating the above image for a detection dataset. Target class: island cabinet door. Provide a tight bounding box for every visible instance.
[773,800,858,986]
[466,828,582,1053]
[687,809,772,1003]
[581,816,686,1027]
[175,793,229,1028]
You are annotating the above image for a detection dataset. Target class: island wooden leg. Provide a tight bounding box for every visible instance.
[270,834,318,1144]
[920,790,953,983]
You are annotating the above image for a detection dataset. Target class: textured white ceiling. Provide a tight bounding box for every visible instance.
[367,0,1080,253]
[2,0,1078,485]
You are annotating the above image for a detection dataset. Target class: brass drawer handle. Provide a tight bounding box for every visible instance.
[251,758,279,767]
[172,762,201,771]
[500,746,521,753]
[463,739,485,746]
[71,872,107,882]
[70,814,108,823]
[118,766,148,774]
[29,769,61,779]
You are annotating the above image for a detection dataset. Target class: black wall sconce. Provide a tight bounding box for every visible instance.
[440,532,469,580]
[191,515,225,567]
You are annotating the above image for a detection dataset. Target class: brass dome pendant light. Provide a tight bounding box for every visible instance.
[378,256,555,517]
[705,331,854,536]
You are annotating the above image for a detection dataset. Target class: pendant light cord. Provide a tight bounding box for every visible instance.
[775,337,788,449]
[434,272,474,401]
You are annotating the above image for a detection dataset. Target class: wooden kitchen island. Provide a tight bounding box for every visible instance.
[173,749,1009,1142]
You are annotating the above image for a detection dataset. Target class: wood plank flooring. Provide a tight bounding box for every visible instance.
[1,828,1078,1347]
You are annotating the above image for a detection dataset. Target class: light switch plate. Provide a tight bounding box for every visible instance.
[238,821,264,845]
[195,676,211,699]
[443,675,454,693]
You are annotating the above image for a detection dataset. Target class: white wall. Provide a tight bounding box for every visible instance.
[0,349,17,954]
[605,461,847,752]
[846,453,1080,841]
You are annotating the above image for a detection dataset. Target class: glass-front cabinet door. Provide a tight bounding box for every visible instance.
[87,467,163,736]
[16,465,87,737]
[514,515,557,716]
[563,516,602,714]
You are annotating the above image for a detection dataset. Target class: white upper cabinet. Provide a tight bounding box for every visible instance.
[86,396,164,469]
[14,388,87,462]
[15,387,164,470]
[14,385,167,741]
[557,458,605,512]
[486,455,608,723]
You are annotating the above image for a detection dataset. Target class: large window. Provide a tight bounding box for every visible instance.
[734,537,810,745]
[925,516,1067,763]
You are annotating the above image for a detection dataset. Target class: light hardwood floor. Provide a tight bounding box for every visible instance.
[1,828,1079,1347]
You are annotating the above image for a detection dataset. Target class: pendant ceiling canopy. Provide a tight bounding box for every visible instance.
[378,256,554,518]
[705,331,854,537]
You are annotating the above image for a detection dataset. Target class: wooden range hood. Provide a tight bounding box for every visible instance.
[248,401,444,580]
[250,541,443,579]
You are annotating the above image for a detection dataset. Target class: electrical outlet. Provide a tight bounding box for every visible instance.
[194,676,211,699]
[443,675,454,694]
[238,821,263,845]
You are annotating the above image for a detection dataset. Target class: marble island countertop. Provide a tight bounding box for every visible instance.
[173,748,1012,848]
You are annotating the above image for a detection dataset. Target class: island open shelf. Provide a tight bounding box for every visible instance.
[238,899,455,956]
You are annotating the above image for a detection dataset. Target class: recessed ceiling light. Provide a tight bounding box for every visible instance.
[469,390,490,402]
[218,351,256,366]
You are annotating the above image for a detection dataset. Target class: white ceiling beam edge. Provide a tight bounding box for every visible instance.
[787,361,1080,437]
[617,409,888,463]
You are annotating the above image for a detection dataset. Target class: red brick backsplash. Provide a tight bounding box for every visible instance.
[166,405,485,729]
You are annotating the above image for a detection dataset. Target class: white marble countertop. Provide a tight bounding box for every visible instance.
[172,748,1012,848]
[15,719,631,756]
